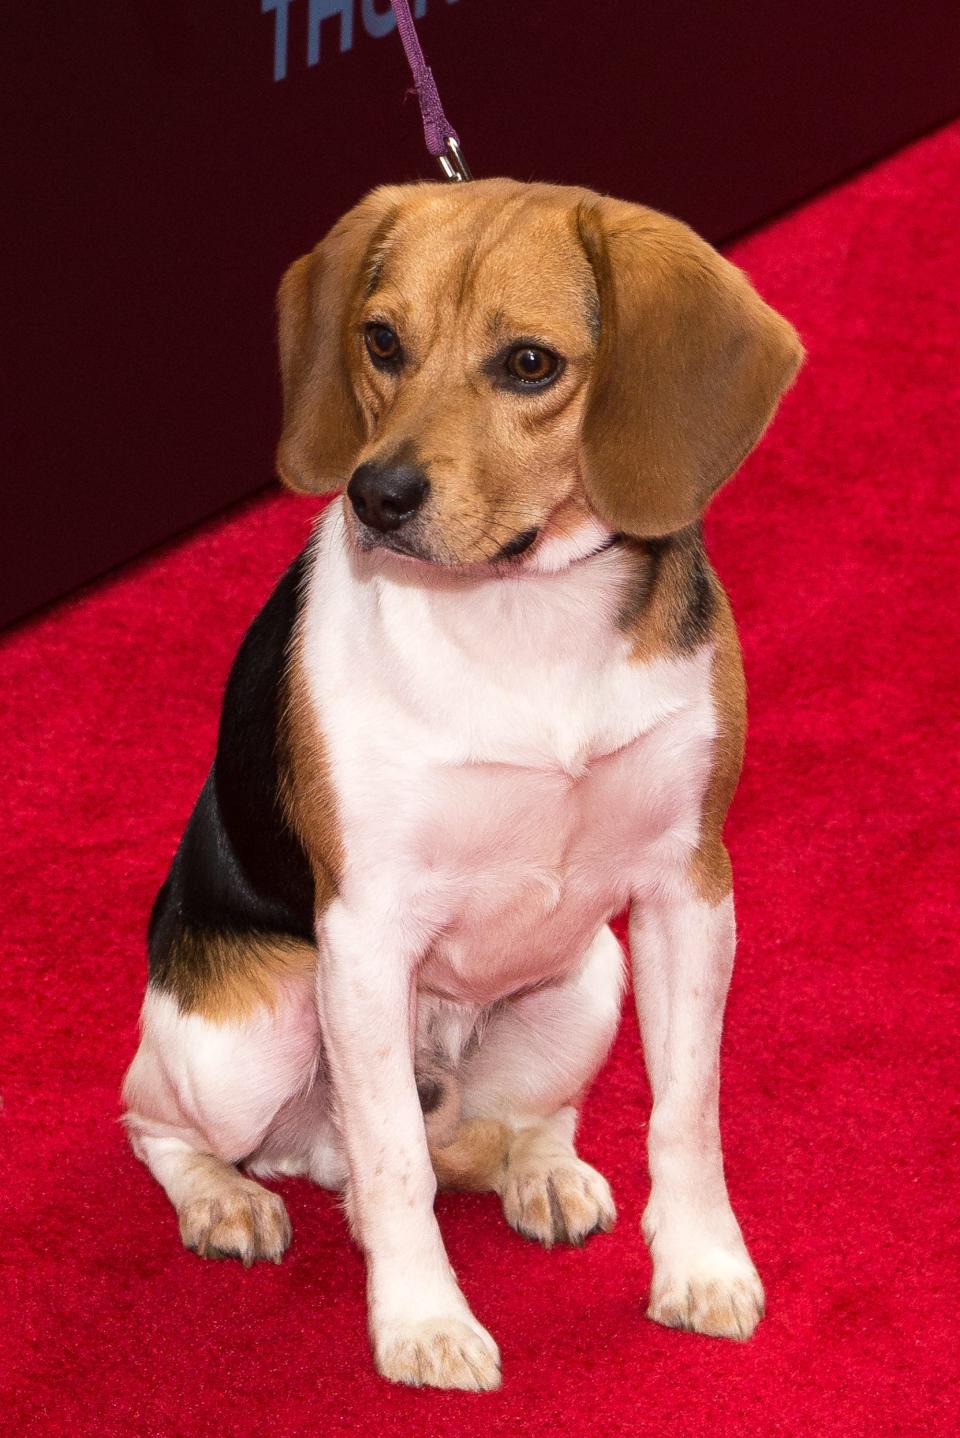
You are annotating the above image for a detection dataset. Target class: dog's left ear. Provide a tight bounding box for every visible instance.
[276,186,401,494]
[577,198,804,537]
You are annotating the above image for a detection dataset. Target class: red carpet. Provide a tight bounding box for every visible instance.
[3,123,959,1436]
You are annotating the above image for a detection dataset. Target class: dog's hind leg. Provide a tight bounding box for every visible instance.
[434,924,624,1247]
[122,965,319,1265]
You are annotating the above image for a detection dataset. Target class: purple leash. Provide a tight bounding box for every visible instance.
[389,0,472,181]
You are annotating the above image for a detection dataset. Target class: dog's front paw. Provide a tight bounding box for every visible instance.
[500,1143,616,1248]
[647,1248,765,1340]
[373,1315,501,1391]
[178,1179,291,1266]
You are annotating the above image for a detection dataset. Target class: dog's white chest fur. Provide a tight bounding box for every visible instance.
[302,507,716,1004]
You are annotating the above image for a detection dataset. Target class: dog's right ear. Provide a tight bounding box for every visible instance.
[276,188,401,494]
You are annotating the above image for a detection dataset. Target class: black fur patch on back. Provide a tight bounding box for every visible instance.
[148,547,316,997]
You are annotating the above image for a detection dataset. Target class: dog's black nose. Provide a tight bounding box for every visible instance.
[347,462,429,533]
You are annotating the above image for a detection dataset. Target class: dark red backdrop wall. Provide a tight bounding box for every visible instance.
[3,1,959,627]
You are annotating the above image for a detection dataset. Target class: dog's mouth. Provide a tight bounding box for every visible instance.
[352,524,448,567]
[491,527,540,560]
[345,494,619,575]
[350,513,543,573]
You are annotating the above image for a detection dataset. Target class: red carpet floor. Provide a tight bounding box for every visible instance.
[3,123,959,1437]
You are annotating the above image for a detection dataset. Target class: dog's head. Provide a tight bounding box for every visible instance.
[276,180,802,569]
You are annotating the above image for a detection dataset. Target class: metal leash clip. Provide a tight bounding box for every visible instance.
[437,135,472,183]
[389,1,472,183]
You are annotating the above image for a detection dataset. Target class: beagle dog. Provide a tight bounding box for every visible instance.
[123,179,802,1391]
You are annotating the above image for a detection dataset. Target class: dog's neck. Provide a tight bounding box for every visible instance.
[305,506,706,778]
[330,505,640,679]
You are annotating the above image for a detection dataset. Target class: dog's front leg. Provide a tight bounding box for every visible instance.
[316,900,500,1391]
[630,874,765,1340]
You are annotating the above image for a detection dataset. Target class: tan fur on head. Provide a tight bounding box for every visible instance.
[276,179,803,561]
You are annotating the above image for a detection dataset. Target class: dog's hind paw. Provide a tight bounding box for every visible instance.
[178,1174,291,1267]
[500,1139,616,1248]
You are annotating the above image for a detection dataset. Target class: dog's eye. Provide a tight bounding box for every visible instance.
[365,323,401,366]
[505,346,559,386]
